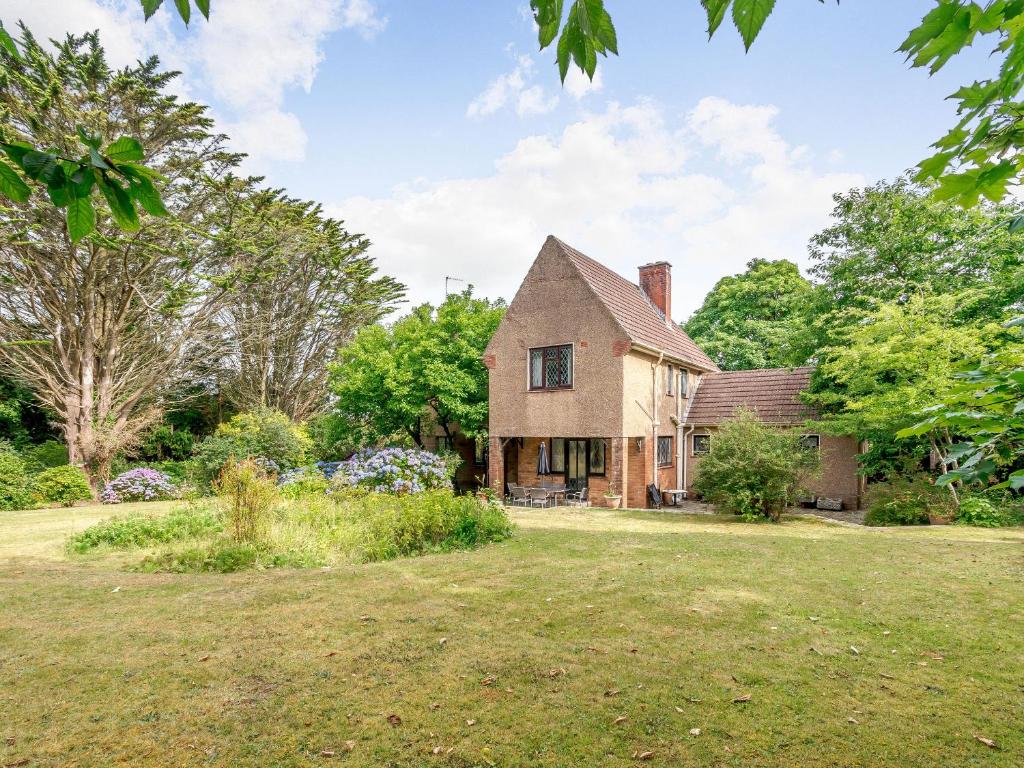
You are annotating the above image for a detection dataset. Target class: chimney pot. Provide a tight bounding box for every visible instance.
[638,261,672,322]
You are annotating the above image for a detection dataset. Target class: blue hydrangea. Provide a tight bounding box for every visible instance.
[333,447,453,495]
[101,468,177,504]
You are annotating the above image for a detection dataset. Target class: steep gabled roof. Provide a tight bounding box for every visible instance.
[686,367,816,426]
[552,237,720,372]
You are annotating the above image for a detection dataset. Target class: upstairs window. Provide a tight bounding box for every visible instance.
[667,364,674,396]
[529,344,573,390]
[657,436,673,467]
[679,370,688,397]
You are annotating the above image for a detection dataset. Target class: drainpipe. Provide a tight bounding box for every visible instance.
[680,373,703,496]
[675,374,684,489]
[651,352,663,487]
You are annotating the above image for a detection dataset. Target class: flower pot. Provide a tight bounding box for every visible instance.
[928,513,951,525]
[604,495,622,509]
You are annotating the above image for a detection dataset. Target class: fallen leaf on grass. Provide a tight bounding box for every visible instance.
[344,741,355,751]
[547,668,566,679]
[358,615,371,622]
[689,728,701,736]
[386,714,402,726]
[613,715,628,725]
[439,638,447,646]
[432,746,443,755]
[466,719,476,727]
[429,702,441,710]
[732,694,752,703]
[324,651,337,658]
[686,697,702,703]
[198,655,210,662]
[604,689,621,697]
[587,647,607,654]
[847,717,859,724]
[634,750,654,760]
[879,672,895,680]
[675,707,684,713]
[111,586,121,593]
[4,760,29,768]
[974,736,998,749]
[480,676,496,686]
[849,646,860,656]
[320,749,336,757]
[4,738,13,746]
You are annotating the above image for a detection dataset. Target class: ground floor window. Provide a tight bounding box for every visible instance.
[437,436,454,453]
[692,434,711,455]
[657,436,673,467]
[474,438,486,466]
[589,439,606,475]
[800,434,821,451]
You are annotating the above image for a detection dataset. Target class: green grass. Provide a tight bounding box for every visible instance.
[1,502,1022,766]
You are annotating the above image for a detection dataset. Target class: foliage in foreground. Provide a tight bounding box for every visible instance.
[130,489,513,573]
[32,465,93,507]
[68,506,223,553]
[693,409,820,522]
[214,458,279,544]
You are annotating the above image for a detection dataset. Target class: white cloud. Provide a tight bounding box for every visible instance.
[564,66,603,100]
[467,53,559,119]
[331,98,864,317]
[0,0,385,169]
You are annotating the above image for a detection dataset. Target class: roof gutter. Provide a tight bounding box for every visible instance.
[629,341,716,372]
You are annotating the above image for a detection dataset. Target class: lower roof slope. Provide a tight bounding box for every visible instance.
[686,366,816,426]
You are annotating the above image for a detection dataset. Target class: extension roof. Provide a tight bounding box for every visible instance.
[686,366,817,426]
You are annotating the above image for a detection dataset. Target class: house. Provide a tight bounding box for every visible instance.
[483,236,862,509]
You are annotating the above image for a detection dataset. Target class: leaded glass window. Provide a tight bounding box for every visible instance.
[657,436,673,467]
[528,344,573,389]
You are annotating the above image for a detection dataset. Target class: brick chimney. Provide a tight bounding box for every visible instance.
[638,261,671,321]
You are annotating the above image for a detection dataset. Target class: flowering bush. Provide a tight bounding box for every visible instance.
[334,447,454,495]
[278,465,331,499]
[101,468,177,504]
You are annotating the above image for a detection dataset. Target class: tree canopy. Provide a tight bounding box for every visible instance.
[682,258,812,371]
[328,291,506,449]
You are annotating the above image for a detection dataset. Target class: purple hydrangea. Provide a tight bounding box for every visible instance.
[101,468,177,504]
[334,447,453,495]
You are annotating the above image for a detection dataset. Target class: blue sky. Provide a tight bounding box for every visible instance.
[0,1,988,315]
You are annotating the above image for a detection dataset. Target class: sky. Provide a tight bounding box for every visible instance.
[0,1,991,318]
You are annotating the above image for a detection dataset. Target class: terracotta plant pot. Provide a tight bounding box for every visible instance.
[604,495,622,509]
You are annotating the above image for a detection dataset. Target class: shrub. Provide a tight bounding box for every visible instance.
[0,449,32,510]
[68,505,223,552]
[692,409,820,522]
[955,494,1024,527]
[138,540,263,573]
[340,489,513,562]
[334,447,454,495]
[278,465,330,499]
[20,440,69,471]
[864,475,952,526]
[194,409,310,484]
[32,465,93,507]
[101,468,178,504]
[215,458,279,543]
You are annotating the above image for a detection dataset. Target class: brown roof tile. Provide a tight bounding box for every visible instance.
[553,238,720,372]
[686,367,816,426]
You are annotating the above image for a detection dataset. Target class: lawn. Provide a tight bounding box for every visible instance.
[1,503,1022,767]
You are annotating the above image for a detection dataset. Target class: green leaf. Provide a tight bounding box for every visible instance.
[0,21,20,59]
[66,196,96,242]
[104,136,144,163]
[0,158,31,203]
[195,0,210,19]
[48,183,72,208]
[76,125,102,150]
[899,1,959,58]
[532,0,564,49]
[174,0,191,25]
[731,0,776,52]
[557,23,573,82]
[127,175,168,217]
[97,177,140,231]
[89,147,112,171]
[914,151,955,181]
[703,0,731,38]
[141,0,163,20]
[21,151,61,183]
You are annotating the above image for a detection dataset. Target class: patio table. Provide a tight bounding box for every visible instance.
[663,489,687,506]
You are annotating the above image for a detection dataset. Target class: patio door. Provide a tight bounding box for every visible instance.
[566,439,588,491]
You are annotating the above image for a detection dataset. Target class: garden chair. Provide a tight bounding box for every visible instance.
[528,487,550,508]
[566,487,589,507]
[508,485,529,507]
